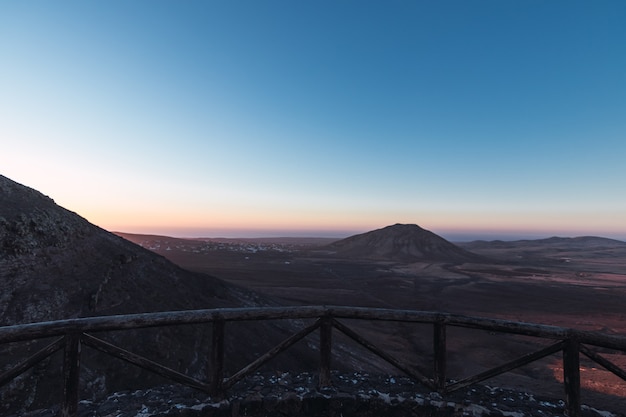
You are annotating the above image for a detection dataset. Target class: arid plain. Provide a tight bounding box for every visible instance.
[118,230,626,413]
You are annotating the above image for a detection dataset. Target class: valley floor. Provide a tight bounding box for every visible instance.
[118,233,626,414]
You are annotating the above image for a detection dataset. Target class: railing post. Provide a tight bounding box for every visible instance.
[318,315,332,388]
[61,333,81,417]
[563,337,581,417]
[433,321,447,393]
[209,319,225,397]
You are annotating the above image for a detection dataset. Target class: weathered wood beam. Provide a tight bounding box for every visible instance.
[0,337,64,388]
[222,319,321,391]
[433,322,446,392]
[81,333,209,392]
[580,344,626,382]
[0,307,326,343]
[446,340,565,393]
[61,333,81,417]
[318,316,332,388]
[1,306,626,352]
[563,338,581,417]
[331,318,435,390]
[209,319,225,396]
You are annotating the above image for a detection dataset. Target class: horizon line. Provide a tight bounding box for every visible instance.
[112,227,626,243]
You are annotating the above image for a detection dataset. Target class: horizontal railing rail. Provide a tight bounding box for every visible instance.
[1,306,625,417]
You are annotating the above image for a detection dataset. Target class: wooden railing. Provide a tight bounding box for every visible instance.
[2,306,626,417]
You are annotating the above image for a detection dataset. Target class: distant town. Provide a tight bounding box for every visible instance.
[133,237,304,254]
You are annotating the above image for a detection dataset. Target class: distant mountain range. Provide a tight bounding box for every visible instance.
[461,235,626,251]
[324,223,482,263]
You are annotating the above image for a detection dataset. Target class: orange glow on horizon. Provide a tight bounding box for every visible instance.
[87,211,626,240]
[68,196,625,240]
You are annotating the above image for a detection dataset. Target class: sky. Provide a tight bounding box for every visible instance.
[1,1,625,241]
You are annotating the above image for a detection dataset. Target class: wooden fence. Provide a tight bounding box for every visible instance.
[1,306,626,417]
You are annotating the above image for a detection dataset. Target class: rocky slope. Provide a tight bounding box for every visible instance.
[325,223,482,263]
[0,176,239,323]
[0,175,314,414]
[12,372,621,417]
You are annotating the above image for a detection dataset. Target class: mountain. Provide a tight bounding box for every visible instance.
[463,236,626,250]
[0,176,243,324]
[324,223,481,263]
[0,175,311,413]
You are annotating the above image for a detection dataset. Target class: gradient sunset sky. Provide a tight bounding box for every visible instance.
[2,1,625,240]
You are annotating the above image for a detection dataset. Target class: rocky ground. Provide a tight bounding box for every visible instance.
[14,372,622,417]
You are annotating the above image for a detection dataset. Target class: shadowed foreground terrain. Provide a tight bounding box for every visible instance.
[12,372,615,417]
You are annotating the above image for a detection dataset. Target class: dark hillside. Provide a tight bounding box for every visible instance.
[0,175,314,413]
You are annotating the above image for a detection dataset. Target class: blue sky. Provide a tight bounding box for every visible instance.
[1,1,625,240]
